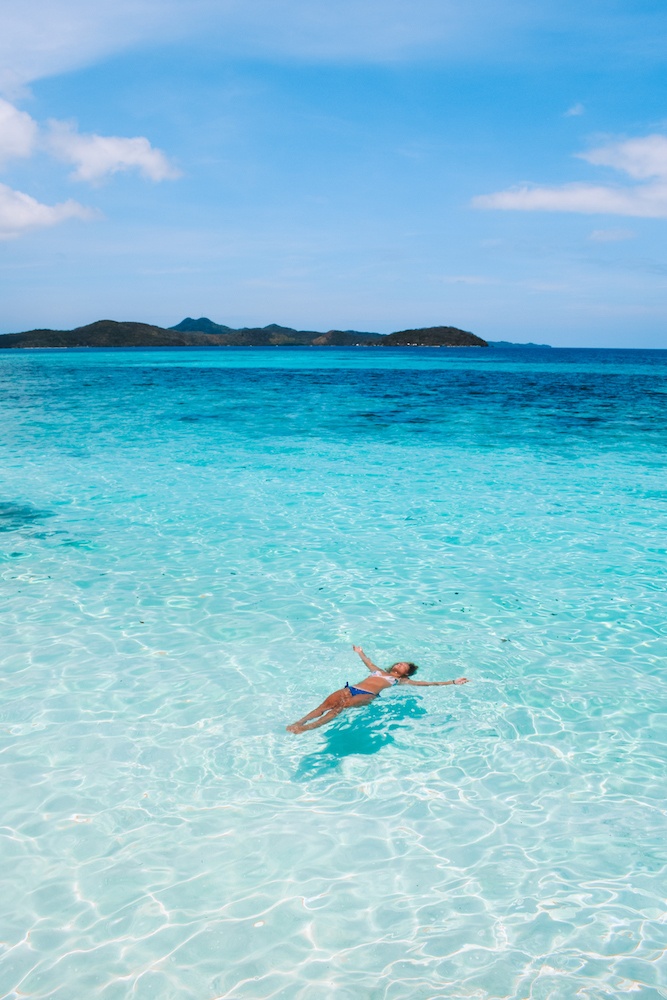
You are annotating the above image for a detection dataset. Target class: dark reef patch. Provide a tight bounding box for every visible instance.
[0,501,52,533]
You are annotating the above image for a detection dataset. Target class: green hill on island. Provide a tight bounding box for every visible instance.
[0,318,488,349]
[170,317,386,342]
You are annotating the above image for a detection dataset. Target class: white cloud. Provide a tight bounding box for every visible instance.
[0,98,37,164]
[0,98,179,237]
[564,102,585,117]
[47,121,181,183]
[473,182,667,216]
[0,182,92,239]
[579,134,667,179]
[474,134,667,218]
[589,228,635,242]
[0,98,179,184]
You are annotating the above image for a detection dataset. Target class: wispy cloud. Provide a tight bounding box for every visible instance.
[0,0,188,94]
[0,0,471,91]
[589,228,635,242]
[440,274,567,293]
[564,102,585,117]
[474,183,667,216]
[473,134,667,218]
[441,274,498,285]
[47,122,181,183]
[0,182,93,239]
[6,0,662,94]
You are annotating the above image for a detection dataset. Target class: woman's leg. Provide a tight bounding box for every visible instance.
[287,706,345,733]
[286,689,375,733]
[287,691,341,730]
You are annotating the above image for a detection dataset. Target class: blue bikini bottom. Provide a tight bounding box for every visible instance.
[345,682,376,698]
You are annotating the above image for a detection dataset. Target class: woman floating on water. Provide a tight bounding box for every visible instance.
[286,645,468,733]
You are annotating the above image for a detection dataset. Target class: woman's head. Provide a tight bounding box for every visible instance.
[390,661,419,677]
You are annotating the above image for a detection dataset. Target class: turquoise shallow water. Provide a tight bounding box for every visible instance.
[1,346,666,1000]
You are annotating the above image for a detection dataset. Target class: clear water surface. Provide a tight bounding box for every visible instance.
[1,346,666,999]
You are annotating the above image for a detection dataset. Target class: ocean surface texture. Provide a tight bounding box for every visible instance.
[1,346,666,1000]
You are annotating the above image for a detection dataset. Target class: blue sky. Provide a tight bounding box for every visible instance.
[1,0,666,346]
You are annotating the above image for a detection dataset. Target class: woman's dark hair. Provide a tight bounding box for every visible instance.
[393,662,419,676]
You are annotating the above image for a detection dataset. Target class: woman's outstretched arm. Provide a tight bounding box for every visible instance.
[352,645,382,672]
[401,677,468,686]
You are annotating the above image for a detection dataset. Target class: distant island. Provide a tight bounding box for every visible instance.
[487,340,552,349]
[0,318,487,349]
[0,316,549,349]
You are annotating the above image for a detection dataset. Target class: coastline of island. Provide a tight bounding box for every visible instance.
[0,316,552,349]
